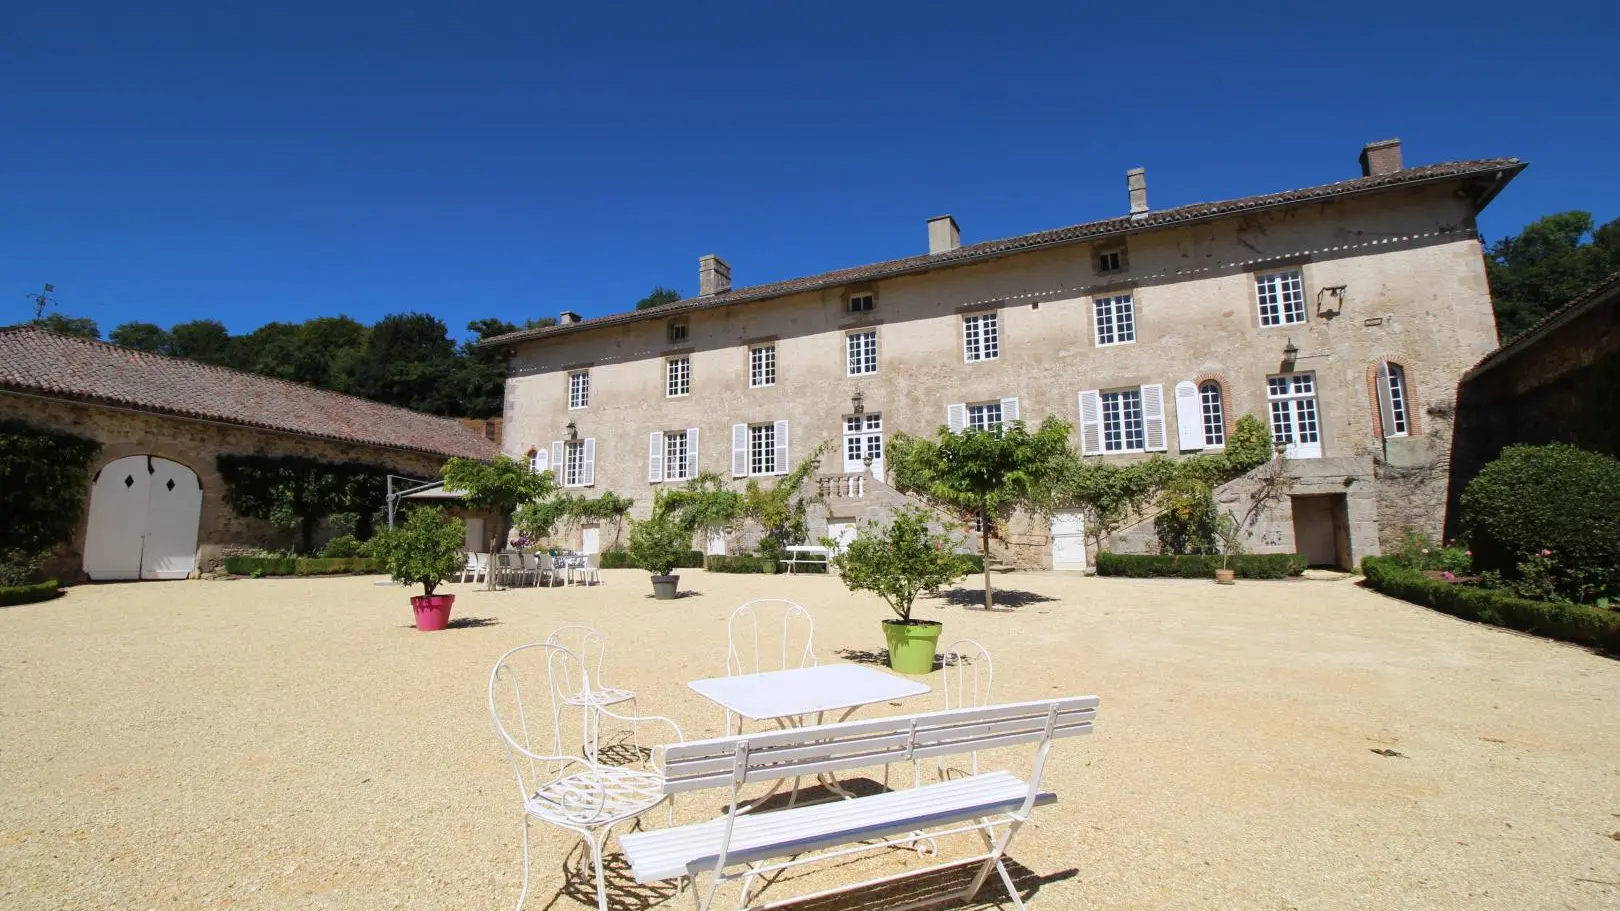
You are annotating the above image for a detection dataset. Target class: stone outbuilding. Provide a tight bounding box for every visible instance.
[0,326,498,582]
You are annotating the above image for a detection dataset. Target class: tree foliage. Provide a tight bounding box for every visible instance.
[635,287,682,310]
[0,420,101,582]
[889,417,1073,608]
[513,490,634,548]
[656,472,744,534]
[370,507,465,597]
[1486,211,1620,342]
[627,514,689,577]
[442,455,556,583]
[215,454,393,553]
[31,313,100,339]
[743,444,831,558]
[832,507,970,623]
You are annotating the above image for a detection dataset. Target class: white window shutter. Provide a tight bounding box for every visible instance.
[731,424,748,477]
[582,438,596,486]
[1000,397,1020,424]
[947,403,966,433]
[1078,391,1103,455]
[1375,362,1396,439]
[1141,384,1168,452]
[774,419,790,475]
[551,441,564,479]
[686,427,699,478]
[1174,381,1203,451]
[648,431,664,483]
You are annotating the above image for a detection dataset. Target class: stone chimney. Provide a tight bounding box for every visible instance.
[559,310,581,325]
[927,215,960,254]
[1127,168,1148,216]
[699,254,731,296]
[1360,139,1403,177]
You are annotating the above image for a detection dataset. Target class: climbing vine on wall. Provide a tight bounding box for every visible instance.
[215,454,397,553]
[0,419,102,580]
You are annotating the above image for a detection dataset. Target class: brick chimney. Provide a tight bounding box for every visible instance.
[927,215,960,254]
[1127,168,1148,215]
[699,254,731,296]
[559,310,581,325]
[1359,139,1403,177]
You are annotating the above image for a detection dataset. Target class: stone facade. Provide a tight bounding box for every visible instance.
[1,392,454,582]
[502,159,1510,568]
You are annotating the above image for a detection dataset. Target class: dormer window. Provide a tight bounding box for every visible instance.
[667,321,689,343]
[847,293,875,313]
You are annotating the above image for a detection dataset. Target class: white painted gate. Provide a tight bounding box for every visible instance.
[1050,509,1087,571]
[580,525,600,554]
[705,527,727,556]
[83,455,203,580]
[825,520,858,553]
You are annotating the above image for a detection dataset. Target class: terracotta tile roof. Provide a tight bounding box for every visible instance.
[0,326,499,460]
[483,157,1524,348]
[1464,268,1620,379]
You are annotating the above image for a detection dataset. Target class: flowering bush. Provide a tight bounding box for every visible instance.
[1390,529,1472,574]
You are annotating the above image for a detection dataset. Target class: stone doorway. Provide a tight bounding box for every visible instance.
[1291,494,1352,569]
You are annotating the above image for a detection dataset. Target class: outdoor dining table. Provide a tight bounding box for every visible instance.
[688,663,931,807]
[549,551,588,585]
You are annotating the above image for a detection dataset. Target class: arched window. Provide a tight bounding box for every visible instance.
[1376,362,1409,438]
[1199,381,1226,447]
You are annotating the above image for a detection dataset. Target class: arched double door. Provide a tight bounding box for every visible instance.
[83,455,203,580]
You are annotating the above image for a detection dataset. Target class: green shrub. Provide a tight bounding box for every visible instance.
[1388,528,1471,573]
[676,549,705,569]
[598,549,634,569]
[368,507,465,597]
[1459,444,1620,601]
[627,515,689,576]
[1154,477,1220,555]
[294,557,385,575]
[831,507,969,622]
[0,420,100,562]
[1095,552,1306,579]
[957,553,985,574]
[0,579,63,607]
[319,535,364,558]
[705,554,779,574]
[223,555,297,576]
[1362,556,1620,653]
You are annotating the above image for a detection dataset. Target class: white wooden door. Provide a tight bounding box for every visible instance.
[826,520,857,553]
[1050,509,1087,571]
[705,527,727,556]
[84,455,202,581]
[140,458,203,579]
[580,525,600,554]
[841,414,884,476]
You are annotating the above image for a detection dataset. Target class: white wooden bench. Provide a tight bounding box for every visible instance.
[778,544,831,574]
[619,695,1098,911]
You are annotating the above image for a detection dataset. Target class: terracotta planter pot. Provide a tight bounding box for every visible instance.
[1214,568,1236,585]
[410,593,456,631]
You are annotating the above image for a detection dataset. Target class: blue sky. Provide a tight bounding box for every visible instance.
[3,1,1616,340]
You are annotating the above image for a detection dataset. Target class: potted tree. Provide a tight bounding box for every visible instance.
[628,513,688,599]
[831,507,970,674]
[1213,509,1244,585]
[372,507,467,630]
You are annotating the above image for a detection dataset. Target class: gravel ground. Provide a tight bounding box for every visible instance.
[1,570,1617,910]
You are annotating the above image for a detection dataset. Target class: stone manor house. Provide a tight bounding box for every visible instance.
[487,140,1524,570]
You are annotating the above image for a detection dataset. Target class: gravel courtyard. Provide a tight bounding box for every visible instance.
[1,569,1617,910]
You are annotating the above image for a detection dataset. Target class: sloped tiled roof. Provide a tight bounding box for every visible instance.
[0,326,500,460]
[1464,268,1620,378]
[484,156,1524,347]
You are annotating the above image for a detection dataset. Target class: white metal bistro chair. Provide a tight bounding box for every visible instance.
[544,626,639,760]
[722,599,817,735]
[934,638,994,779]
[488,642,682,911]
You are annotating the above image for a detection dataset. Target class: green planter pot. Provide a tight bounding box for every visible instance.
[882,619,943,674]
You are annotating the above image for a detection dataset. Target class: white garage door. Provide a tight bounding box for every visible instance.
[1051,509,1087,571]
[84,455,203,581]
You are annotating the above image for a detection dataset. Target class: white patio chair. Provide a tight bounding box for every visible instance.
[545,626,638,760]
[468,552,491,585]
[519,552,541,587]
[459,551,483,584]
[576,553,601,586]
[488,642,683,911]
[723,600,816,735]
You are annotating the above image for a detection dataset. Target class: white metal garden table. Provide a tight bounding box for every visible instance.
[688,664,931,807]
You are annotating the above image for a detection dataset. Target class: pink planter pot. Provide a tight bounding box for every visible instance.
[410,594,456,631]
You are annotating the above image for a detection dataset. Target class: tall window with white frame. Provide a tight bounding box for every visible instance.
[963,312,999,362]
[843,414,882,472]
[1378,362,1409,438]
[666,357,690,397]
[1268,373,1322,458]
[568,370,590,409]
[1093,293,1136,346]
[749,345,775,388]
[1100,389,1146,452]
[1199,381,1226,447]
[1255,269,1307,327]
[966,402,1003,432]
[748,423,777,476]
[664,430,690,481]
[564,439,587,486]
[846,330,877,376]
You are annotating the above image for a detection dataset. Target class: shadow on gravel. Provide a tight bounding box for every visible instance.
[928,588,1058,610]
[401,616,502,630]
[834,647,944,672]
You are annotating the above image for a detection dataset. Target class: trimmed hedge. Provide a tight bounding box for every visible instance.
[705,555,781,574]
[222,556,383,576]
[598,550,702,570]
[958,553,985,574]
[1362,556,1620,653]
[1095,552,1307,579]
[0,579,63,607]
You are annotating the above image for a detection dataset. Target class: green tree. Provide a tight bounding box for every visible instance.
[348,313,460,414]
[635,287,682,310]
[168,320,232,365]
[442,455,556,587]
[215,455,390,553]
[109,322,173,353]
[371,507,466,598]
[889,417,1074,609]
[31,313,100,339]
[291,316,369,390]
[832,507,969,623]
[1486,211,1620,342]
[456,318,525,419]
[742,445,831,559]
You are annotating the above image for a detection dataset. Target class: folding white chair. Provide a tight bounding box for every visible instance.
[487,643,682,911]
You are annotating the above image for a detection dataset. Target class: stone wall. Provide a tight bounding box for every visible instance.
[0,392,452,582]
